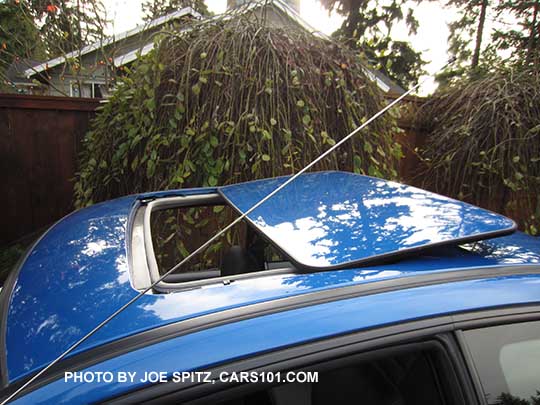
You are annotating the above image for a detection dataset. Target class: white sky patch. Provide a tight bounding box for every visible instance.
[253,215,338,266]
[392,2,454,95]
[300,0,343,35]
[105,0,144,34]
[206,0,228,14]
[36,315,59,335]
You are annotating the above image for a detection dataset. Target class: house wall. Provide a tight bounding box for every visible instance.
[46,65,111,97]
[38,22,184,97]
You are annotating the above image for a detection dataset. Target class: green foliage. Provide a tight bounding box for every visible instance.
[0,0,108,91]
[436,0,490,86]
[497,390,540,405]
[0,244,25,284]
[492,0,540,68]
[362,37,425,90]
[142,0,210,20]
[416,67,540,234]
[0,0,44,80]
[437,0,540,85]
[320,0,426,89]
[0,1,40,58]
[29,0,108,56]
[151,205,242,273]
[74,15,401,208]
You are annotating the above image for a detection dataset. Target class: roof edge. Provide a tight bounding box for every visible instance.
[24,7,201,78]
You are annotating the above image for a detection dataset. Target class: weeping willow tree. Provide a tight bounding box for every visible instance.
[75,13,402,206]
[74,11,403,270]
[416,67,540,234]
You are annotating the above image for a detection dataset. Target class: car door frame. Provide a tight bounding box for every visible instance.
[452,307,540,405]
[104,305,540,405]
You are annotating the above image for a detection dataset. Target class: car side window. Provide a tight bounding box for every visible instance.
[462,320,540,404]
[193,345,460,405]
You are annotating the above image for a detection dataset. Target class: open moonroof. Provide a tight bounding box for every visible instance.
[219,171,517,270]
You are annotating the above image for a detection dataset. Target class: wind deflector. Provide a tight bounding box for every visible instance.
[219,171,516,270]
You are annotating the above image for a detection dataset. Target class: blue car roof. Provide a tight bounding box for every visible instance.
[2,172,539,386]
[220,172,516,270]
[11,273,540,404]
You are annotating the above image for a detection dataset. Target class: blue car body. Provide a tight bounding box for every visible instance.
[1,171,539,404]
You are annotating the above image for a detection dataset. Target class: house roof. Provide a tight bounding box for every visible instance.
[23,0,404,94]
[112,0,320,70]
[225,0,405,94]
[23,7,201,78]
[5,59,41,85]
[112,42,155,66]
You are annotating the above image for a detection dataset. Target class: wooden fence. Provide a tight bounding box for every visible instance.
[0,94,101,245]
[0,93,424,247]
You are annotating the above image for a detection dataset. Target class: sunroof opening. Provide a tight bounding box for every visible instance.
[148,194,291,285]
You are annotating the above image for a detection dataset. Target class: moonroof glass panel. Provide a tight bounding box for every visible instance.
[219,171,516,270]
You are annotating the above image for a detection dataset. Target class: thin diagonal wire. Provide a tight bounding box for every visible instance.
[1,59,454,405]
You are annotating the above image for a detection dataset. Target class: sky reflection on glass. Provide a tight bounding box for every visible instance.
[221,172,516,268]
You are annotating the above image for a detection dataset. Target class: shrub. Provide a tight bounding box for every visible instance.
[416,67,540,234]
[74,13,402,207]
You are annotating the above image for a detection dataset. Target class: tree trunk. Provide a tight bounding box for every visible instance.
[526,0,539,65]
[472,0,488,69]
